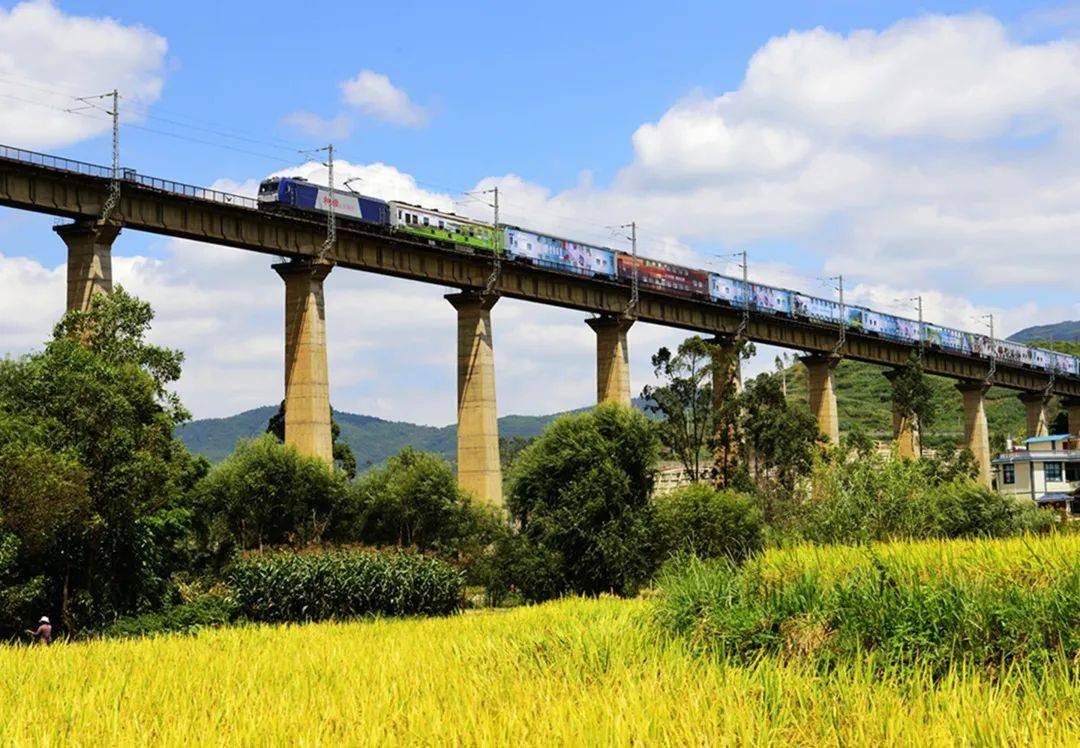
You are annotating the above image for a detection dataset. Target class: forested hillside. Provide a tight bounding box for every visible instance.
[179,338,1080,464]
[1008,320,1080,343]
[177,407,585,466]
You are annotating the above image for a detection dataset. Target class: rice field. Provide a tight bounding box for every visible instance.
[656,532,1080,673]
[749,532,1080,588]
[2,593,1079,746]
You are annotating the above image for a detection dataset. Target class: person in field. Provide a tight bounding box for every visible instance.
[27,616,52,645]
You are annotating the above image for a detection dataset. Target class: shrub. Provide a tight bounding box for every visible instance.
[783,453,1059,544]
[229,548,462,622]
[193,435,353,561]
[504,403,660,601]
[98,590,236,639]
[654,483,763,563]
[351,447,505,562]
[933,481,1056,538]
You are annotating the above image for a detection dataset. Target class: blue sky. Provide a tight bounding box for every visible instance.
[2,0,1079,423]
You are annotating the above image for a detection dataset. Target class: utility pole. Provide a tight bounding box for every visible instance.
[471,186,500,294]
[830,274,845,357]
[916,295,924,359]
[739,250,749,339]
[896,295,924,361]
[619,221,638,315]
[70,89,121,222]
[977,313,996,383]
[310,144,335,261]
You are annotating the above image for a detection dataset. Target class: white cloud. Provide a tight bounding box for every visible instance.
[340,70,427,127]
[281,111,353,140]
[0,0,167,150]
[735,15,1080,140]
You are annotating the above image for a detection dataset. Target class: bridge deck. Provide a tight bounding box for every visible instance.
[1,146,1076,398]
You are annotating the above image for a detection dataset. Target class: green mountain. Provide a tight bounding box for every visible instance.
[1008,321,1080,343]
[782,359,1030,448]
[176,404,616,467]
[180,332,1079,466]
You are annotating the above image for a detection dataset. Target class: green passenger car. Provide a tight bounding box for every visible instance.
[388,201,502,253]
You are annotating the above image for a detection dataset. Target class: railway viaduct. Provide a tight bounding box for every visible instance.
[3,144,1079,503]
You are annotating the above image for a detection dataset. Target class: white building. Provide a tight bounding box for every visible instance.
[993,435,1080,516]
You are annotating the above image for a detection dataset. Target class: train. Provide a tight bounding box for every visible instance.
[256,176,1080,378]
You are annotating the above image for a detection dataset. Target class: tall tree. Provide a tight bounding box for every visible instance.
[890,353,936,453]
[642,337,714,482]
[506,403,660,600]
[0,288,206,632]
[741,372,821,521]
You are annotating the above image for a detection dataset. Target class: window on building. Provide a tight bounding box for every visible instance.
[1065,463,1080,482]
[422,216,429,226]
[1045,462,1063,482]
[1003,464,1016,485]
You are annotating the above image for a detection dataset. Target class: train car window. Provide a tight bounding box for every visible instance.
[438,220,444,229]
[423,216,429,226]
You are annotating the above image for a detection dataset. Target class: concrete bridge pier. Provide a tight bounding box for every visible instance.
[956,381,993,488]
[801,354,840,445]
[447,291,502,506]
[274,260,334,464]
[711,335,743,482]
[585,314,634,406]
[883,369,920,459]
[54,220,121,312]
[1019,391,1051,439]
[1066,398,1080,438]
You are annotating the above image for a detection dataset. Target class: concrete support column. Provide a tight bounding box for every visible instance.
[273,260,334,464]
[957,381,993,488]
[1065,398,1080,439]
[53,220,121,312]
[883,369,920,459]
[711,335,742,483]
[446,291,502,506]
[801,355,840,445]
[1019,391,1051,439]
[585,315,634,406]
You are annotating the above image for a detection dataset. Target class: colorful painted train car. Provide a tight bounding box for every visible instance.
[389,202,501,253]
[617,255,710,298]
[503,226,615,277]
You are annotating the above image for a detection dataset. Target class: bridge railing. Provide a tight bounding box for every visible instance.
[0,144,115,180]
[129,173,257,209]
[0,143,257,210]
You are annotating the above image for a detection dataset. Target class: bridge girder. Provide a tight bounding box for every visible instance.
[2,156,1077,398]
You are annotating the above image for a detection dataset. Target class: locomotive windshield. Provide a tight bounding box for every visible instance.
[258,179,279,195]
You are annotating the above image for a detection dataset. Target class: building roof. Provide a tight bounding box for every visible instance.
[993,450,1080,464]
[1035,492,1077,503]
[1024,434,1073,444]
